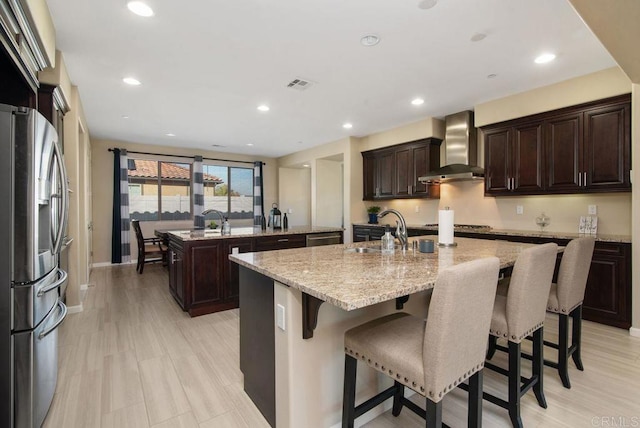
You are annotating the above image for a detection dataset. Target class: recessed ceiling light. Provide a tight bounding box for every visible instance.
[411,98,425,106]
[246,143,254,146]
[257,105,270,112]
[303,164,310,168]
[360,34,380,47]
[166,133,175,137]
[418,0,438,10]
[122,115,130,119]
[470,33,486,42]
[534,53,556,64]
[343,123,353,129]
[127,1,154,17]
[487,74,497,79]
[123,77,141,86]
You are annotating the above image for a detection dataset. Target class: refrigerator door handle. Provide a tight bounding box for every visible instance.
[38,300,68,340]
[51,139,69,255]
[36,268,67,297]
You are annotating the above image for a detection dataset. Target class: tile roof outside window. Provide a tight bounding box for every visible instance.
[129,159,223,183]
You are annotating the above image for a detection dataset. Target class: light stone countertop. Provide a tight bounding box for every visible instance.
[229,237,541,311]
[352,222,631,243]
[167,226,343,242]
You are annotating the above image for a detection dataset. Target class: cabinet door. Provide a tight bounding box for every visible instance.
[412,144,440,198]
[394,147,412,197]
[512,122,544,193]
[224,238,254,300]
[377,150,395,198]
[583,102,630,191]
[484,127,511,194]
[168,245,185,309]
[362,153,376,201]
[582,243,631,329]
[190,242,224,307]
[545,112,582,192]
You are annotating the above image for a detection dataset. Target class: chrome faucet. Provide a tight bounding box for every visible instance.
[378,209,408,251]
[201,209,226,228]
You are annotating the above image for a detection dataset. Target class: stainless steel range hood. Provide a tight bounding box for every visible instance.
[418,111,484,183]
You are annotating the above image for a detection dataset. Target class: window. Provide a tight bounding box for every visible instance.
[203,165,254,223]
[128,159,193,220]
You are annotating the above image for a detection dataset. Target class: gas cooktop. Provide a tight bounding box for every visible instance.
[424,224,492,231]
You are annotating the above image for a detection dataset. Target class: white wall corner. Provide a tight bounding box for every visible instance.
[629,327,640,338]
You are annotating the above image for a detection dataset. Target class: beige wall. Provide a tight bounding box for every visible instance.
[91,138,277,264]
[475,67,631,127]
[278,167,311,227]
[316,159,343,228]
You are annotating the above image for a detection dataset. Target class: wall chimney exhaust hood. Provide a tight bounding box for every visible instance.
[418,110,484,183]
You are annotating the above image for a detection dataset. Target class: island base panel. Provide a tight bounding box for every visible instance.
[239,267,276,427]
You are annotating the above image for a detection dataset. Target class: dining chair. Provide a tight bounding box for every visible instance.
[131,219,167,274]
[342,257,500,428]
[484,243,558,428]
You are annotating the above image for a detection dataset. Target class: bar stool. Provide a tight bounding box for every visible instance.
[484,243,558,428]
[342,257,500,428]
[545,237,595,388]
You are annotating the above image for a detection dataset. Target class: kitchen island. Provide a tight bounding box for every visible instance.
[166,226,343,316]
[230,237,543,428]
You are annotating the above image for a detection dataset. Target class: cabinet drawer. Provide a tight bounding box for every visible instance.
[254,234,306,251]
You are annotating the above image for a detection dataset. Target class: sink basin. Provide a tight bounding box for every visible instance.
[344,247,382,254]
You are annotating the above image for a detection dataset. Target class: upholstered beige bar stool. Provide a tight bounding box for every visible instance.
[484,243,558,428]
[342,257,500,428]
[544,237,595,388]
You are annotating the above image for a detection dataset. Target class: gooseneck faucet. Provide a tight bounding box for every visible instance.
[201,209,226,228]
[378,209,408,251]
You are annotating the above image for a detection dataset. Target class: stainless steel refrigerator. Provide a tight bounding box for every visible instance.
[0,104,69,427]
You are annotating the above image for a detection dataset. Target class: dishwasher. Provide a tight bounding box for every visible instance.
[306,232,343,247]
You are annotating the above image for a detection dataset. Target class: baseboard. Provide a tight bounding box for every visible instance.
[66,303,83,314]
[630,327,640,338]
[92,260,137,268]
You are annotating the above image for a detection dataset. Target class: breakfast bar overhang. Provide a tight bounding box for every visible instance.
[231,238,549,428]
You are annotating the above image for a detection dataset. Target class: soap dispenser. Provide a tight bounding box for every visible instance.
[222,217,231,235]
[381,226,395,254]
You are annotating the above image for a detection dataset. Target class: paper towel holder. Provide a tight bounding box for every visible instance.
[438,206,458,247]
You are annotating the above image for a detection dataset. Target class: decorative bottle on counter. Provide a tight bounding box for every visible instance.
[283,213,288,230]
[222,217,231,235]
[381,226,395,254]
[261,215,266,230]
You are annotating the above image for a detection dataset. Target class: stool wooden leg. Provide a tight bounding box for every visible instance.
[392,381,404,416]
[486,335,497,360]
[571,306,584,371]
[426,398,442,428]
[508,341,523,428]
[532,328,547,408]
[468,370,483,428]
[342,355,357,428]
[558,314,571,389]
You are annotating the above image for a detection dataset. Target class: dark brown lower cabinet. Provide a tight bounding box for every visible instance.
[169,231,342,317]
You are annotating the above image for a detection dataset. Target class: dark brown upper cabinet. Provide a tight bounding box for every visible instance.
[483,94,631,196]
[362,138,441,201]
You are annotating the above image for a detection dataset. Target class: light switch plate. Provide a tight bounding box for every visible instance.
[414,206,420,213]
[276,304,286,331]
[288,208,293,214]
[588,205,597,215]
[231,247,239,255]
[516,205,523,215]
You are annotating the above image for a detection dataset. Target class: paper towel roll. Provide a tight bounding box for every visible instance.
[438,209,455,245]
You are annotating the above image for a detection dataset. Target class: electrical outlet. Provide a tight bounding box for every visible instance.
[414,206,420,213]
[588,205,597,215]
[288,208,293,214]
[276,304,286,331]
[516,205,524,215]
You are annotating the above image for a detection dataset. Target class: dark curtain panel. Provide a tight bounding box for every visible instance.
[111,149,122,263]
[253,161,264,226]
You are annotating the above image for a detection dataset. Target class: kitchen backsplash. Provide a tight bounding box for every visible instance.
[365,180,632,235]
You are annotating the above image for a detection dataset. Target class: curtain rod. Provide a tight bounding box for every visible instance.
[107,148,264,165]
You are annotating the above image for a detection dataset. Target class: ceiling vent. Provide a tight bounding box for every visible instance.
[286,78,313,91]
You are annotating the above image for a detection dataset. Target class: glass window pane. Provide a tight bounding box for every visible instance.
[128,159,159,221]
[229,167,254,220]
[203,165,228,219]
[160,162,192,220]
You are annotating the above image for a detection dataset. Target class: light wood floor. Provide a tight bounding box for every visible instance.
[44,264,640,428]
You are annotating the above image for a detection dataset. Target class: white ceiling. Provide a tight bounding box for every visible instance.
[47,0,616,158]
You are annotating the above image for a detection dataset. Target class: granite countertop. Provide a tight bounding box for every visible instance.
[230,237,540,311]
[168,226,343,242]
[352,222,631,243]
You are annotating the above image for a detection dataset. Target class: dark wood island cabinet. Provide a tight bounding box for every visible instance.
[167,228,343,317]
